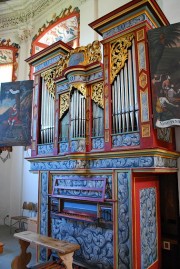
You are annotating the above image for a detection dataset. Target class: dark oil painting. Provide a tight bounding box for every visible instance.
[0,80,33,146]
[148,22,180,128]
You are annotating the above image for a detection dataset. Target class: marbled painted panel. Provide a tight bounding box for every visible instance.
[52,174,112,200]
[57,83,69,93]
[92,137,104,149]
[140,188,157,269]
[39,172,49,261]
[35,55,61,72]
[30,156,177,172]
[59,142,69,153]
[112,133,140,147]
[118,172,131,269]
[38,144,54,155]
[51,218,113,269]
[71,139,86,152]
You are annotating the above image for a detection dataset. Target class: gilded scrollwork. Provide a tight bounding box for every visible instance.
[87,40,102,63]
[70,83,87,98]
[59,92,70,119]
[54,55,69,78]
[110,34,134,84]
[91,82,104,108]
[41,69,55,97]
[54,40,102,79]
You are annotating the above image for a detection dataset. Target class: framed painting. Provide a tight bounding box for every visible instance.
[148,22,180,128]
[0,80,33,146]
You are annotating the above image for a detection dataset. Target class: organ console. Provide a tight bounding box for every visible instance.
[26,1,180,268]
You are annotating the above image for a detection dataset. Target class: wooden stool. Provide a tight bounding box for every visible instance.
[0,242,4,253]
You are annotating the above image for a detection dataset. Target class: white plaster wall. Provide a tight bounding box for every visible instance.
[98,0,130,17]
[22,150,38,203]
[0,147,24,225]
[79,0,99,45]
[160,0,180,24]
[0,153,11,224]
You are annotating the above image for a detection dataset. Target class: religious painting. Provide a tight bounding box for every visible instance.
[0,80,33,146]
[148,22,180,128]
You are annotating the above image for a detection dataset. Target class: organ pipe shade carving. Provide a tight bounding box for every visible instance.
[55,40,102,78]
[110,34,134,84]
[59,92,70,119]
[70,83,87,98]
[111,38,139,134]
[91,82,104,109]
[41,69,55,97]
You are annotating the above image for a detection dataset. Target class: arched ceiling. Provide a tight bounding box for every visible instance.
[0,0,68,30]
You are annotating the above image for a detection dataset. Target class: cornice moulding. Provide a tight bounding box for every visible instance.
[0,0,88,31]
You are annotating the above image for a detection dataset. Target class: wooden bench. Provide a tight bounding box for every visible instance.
[11,231,80,269]
[0,242,4,253]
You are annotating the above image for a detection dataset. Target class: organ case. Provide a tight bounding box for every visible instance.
[26,1,179,268]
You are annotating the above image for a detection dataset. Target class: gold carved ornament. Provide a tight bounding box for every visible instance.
[59,92,70,119]
[54,55,68,78]
[41,69,55,98]
[70,83,87,98]
[91,82,104,109]
[54,40,102,79]
[86,40,102,64]
[110,34,134,84]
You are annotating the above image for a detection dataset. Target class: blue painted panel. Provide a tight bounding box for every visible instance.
[68,52,84,66]
[112,133,140,147]
[35,55,61,72]
[39,172,49,262]
[51,218,113,269]
[117,171,132,269]
[140,188,157,269]
[38,143,54,155]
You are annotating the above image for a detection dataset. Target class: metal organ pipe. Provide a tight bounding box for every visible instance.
[132,39,139,130]
[128,48,135,131]
[93,102,104,137]
[71,89,86,138]
[120,68,125,133]
[112,39,139,134]
[124,62,130,132]
[40,79,55,144]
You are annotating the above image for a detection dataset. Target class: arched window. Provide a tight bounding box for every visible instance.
[0,39,19,84]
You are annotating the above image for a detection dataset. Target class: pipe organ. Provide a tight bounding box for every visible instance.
[70,89,86,139]
[111,38,138,135]
[40,77,55,144]
[26,1,180,268]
